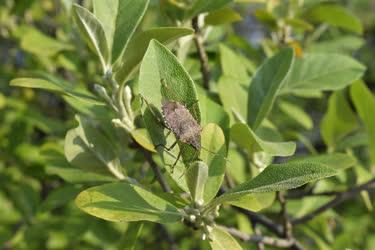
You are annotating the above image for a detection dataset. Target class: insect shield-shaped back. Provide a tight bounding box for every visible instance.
[161,100,202,150]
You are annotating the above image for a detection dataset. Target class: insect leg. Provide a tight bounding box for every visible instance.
[171,150,182,173]
[139,94,171,131]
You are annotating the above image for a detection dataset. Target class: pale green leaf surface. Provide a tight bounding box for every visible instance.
[231,123,296,157]
[187,0,233,19]
[75,182,182,223]
[130,129,156,152]
[227,192,275,212]
[64,115,125,179]
[116,27,193,83]
[278,100,313,130]
[217,161,337,204]
[185,161,208,203]
[200,124,227,203]
[210,226,243,250]
[351,81,375,166]
[321,91,358,148]
[305,4,363,34]
[72,4,110,71]
[205,7,242,26]
[289,153,356,170]
[10,78,102,105]
[248,48,294,129]
[139,39,200,167]
[93,0,149,63]
[281,54,365,94]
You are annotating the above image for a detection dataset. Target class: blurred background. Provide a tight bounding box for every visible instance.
[1,0,375,249]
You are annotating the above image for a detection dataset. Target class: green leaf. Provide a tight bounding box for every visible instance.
[278,100,313,130]
[280,53,365,94]
[197,87,230,142]
[284,18,313,31]
[305,4,363,34]
[93,0,149,63]
[64,115,125,179]
[350,81,375,167]
[40,185,80,212]
[210,226,243,250]
[289,153,356,170]
[115,27,193,84]
[187,0,233,19]
[218,76,248,123]
[205,7,242,26]
[10,78,102,105]
[130,129,156,153]
[308,36,365,54]
[139,39,200,167]
[227,192,275,212]
[217,161,337,203]
[75,182,182,223]
[219,44,251,84]
[321,91,358,148]
[41,142,116,184]
[231,123,296,157]
[200,123,227,203]
[72,4,110,71]
[185,161,208,203]
[248,48,294,129]
[118,222,143,250]
[19,27,72,57]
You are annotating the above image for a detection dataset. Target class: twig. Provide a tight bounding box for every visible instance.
[277,192,292,239]
[292,177,375,225]
[192,15,210,90]
[251,222,265,250]
[142,150,172,193]
[234,207,284,237]
[221,226,296,249]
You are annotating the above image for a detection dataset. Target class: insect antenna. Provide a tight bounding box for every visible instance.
[199,145,232,165]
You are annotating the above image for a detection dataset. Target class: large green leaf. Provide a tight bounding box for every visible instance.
[116,27,193,84]
[64,115,125,179]
[304,4,363,34]
[185,161,208,203]
[200,123,227,203]
[280,54,365,95]
[351,81,375,167]
[205,7,242,26]
[289,153,356,171]
[215,161,337,204]
[321,91,358,148]
[93,0,149,63]
[10,78,102,105]
[75,182,182,223]
[210,226,243,250]
[278,100,313,130]
[187,0,233,19]
[19,27,73,57]
[248,48,294,129]
[72,4,110,71]
[219,44,251,84]
[227,192,275,212]
[231,123,296,157]
[139,39,200,167]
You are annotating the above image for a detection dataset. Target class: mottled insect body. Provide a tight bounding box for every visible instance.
[161,100,202,150]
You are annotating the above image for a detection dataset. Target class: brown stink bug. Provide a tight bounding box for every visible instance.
[140,78,228,171]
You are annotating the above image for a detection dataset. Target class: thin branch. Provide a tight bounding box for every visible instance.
[251,222,265,250]
[143,150,172,193]
[292,177,375,225]
[234,207,284,237]
[221,226,296,249]
[192,15,210,90]
[277,192,292,239]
